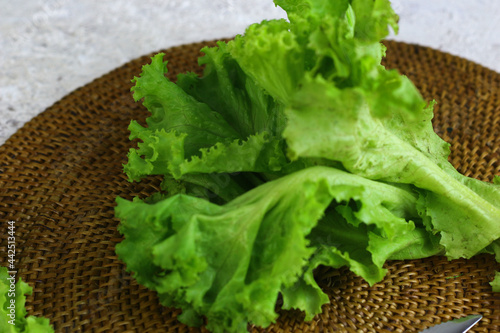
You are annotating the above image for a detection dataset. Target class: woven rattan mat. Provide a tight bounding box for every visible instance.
[0,40,499,332]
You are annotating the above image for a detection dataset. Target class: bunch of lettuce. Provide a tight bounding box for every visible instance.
[115,0,500,332]
[0,267,54,333]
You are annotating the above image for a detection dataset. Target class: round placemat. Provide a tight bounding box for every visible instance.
[0,40,499,332]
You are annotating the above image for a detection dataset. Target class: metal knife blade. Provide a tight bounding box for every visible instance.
[419,315,482,333]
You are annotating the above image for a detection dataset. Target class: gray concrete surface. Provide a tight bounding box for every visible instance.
[1,0,499,145]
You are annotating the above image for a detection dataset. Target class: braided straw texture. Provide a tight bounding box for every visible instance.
[0,40,499,332]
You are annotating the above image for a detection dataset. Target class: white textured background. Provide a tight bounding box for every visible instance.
[1,0,499,146]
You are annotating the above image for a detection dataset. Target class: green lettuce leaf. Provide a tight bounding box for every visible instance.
[177,42,286,139]
[126,45,291,180]
[125,49,293,204]
[0,267,54,333]
[116,166,442,332]
[283,74,500,258]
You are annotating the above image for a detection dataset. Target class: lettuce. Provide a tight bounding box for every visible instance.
[116,167,442,332]
[0,267,54,333]
[116,0,500,331]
